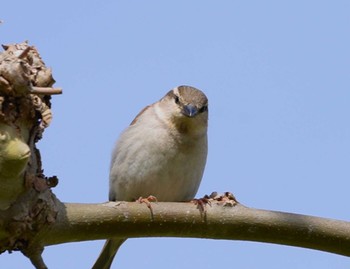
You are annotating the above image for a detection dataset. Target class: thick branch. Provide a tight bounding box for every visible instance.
[37,201,350,257]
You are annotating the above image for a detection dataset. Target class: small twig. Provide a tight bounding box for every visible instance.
[31,86,62,95]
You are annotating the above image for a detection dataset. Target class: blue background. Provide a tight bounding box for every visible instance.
[1,1,350,268]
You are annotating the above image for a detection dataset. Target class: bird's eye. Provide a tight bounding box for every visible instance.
[174,95,180,104]
[199,105,208,113]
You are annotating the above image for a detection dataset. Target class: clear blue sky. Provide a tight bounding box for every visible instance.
[1,1,350,268]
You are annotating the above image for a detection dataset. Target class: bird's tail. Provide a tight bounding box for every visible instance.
[91,239,126,269]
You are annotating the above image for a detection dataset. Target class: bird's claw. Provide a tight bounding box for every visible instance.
[137,195,158,218]
[192,196,211,213]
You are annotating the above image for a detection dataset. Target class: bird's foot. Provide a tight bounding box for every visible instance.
[191,196,211,213]
[137,195,158,218]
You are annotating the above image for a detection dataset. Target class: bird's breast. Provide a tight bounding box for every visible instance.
[109,124,207,202]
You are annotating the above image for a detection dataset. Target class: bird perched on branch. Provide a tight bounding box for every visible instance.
[92,85,208,269]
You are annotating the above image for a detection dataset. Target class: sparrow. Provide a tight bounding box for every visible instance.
[92,85,208,269]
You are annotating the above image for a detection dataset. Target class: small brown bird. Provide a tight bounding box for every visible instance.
[92,85,208,269]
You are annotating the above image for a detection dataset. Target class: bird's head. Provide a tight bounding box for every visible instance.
[159,85,208,135]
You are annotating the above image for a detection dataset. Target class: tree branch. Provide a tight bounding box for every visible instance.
[36,200,350,257]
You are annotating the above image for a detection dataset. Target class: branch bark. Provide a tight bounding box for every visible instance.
[34,200,350,257]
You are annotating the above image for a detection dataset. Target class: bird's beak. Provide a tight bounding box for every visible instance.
[182,104,198,117]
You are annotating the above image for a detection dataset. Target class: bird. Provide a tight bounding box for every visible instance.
[92,85,208,269]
